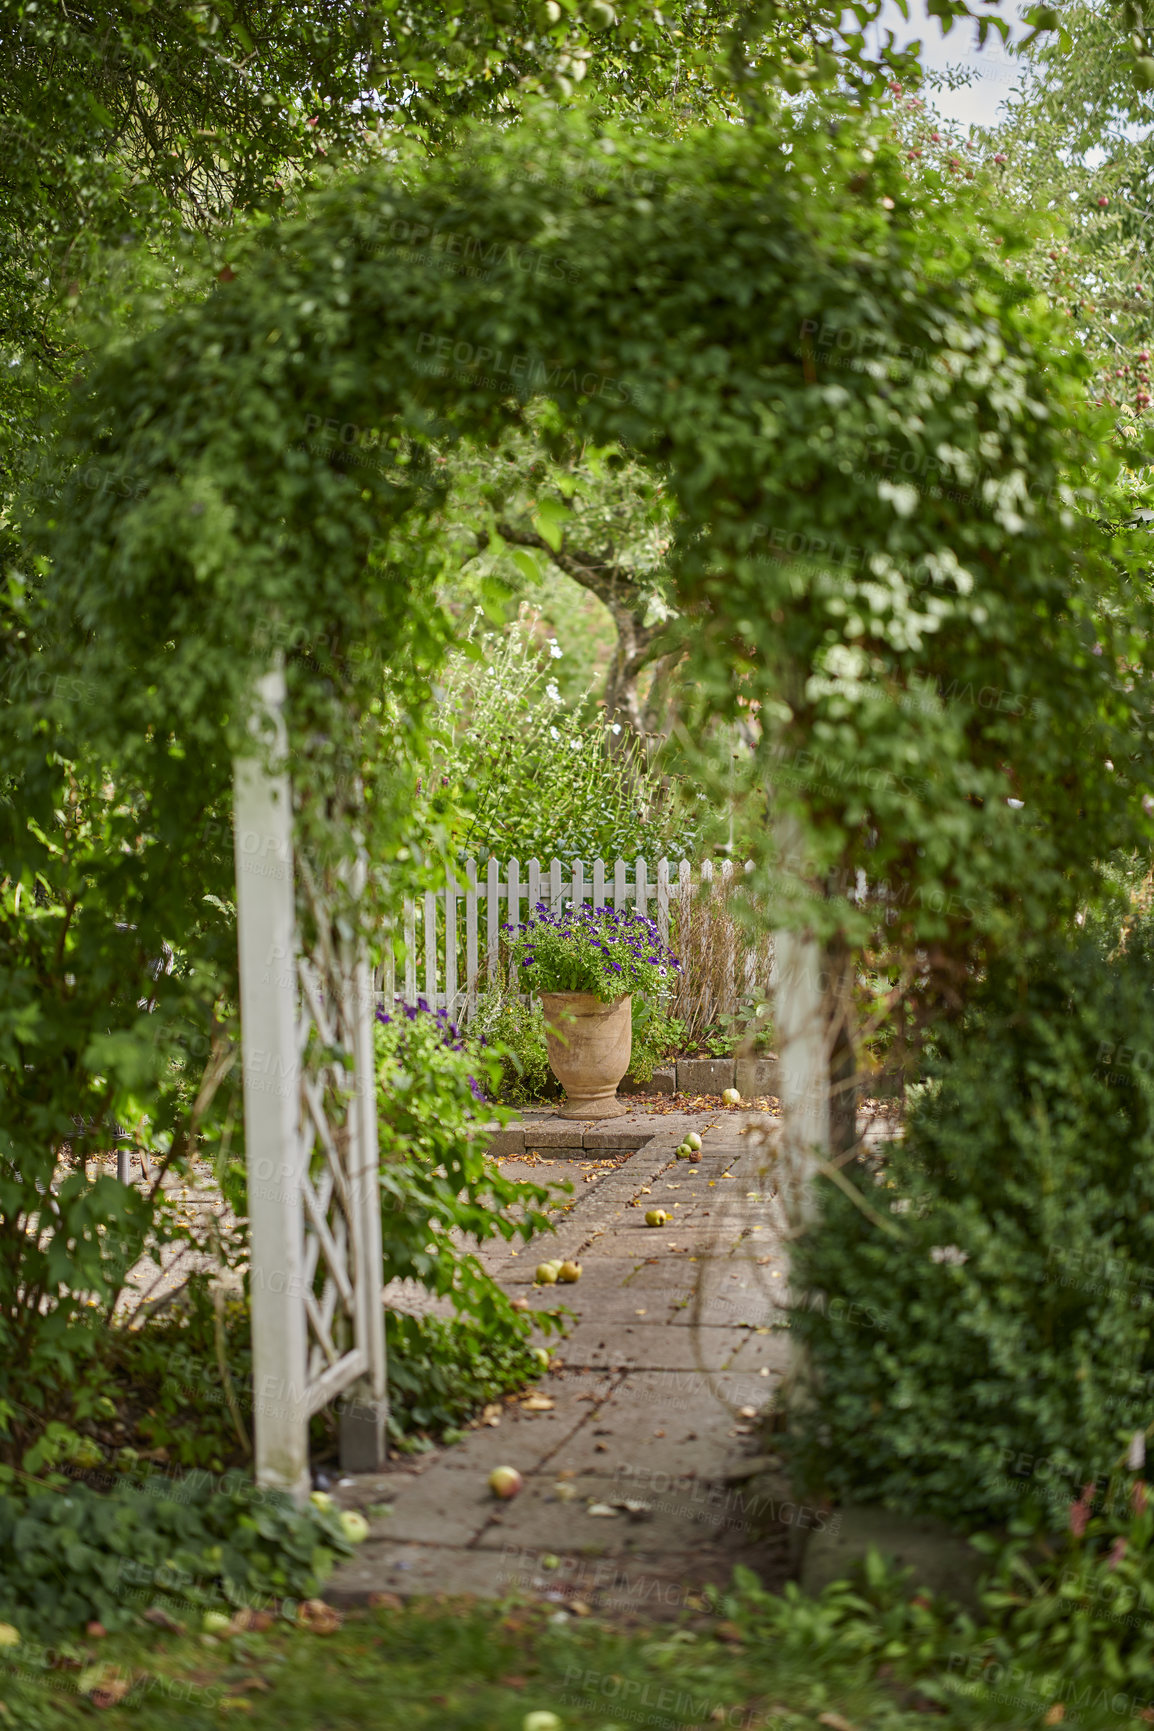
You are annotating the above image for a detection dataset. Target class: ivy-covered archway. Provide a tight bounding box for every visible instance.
[27,106,1154,1487]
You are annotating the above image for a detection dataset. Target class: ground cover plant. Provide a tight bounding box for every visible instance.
[10,1540,1154,1731]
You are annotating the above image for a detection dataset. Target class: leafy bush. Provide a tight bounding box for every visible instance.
[425,616,697,865]
[505,902,681,1000]
[385,1311,547,1443]
[628,1003,686,1083]
[469,993,557,1106]
[0,1473,353,1644]
[374,1001,561,1432]
[784,937,1154,1531]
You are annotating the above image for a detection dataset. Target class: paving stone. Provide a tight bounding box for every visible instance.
[676,1058,735,1094]
[525,1121,589,1150]
[550,1368,768,1477]
[554,1318,744,1372]
[617,1064,675,1096]
[326,1541,520,1605]
[485,1128,525,1157]
[584,1125,657,1152]
[725,1328,791,1377]
[355,1464,495,1546]
[474,1471,758,1557]
[432,1375,617,1475]
[734,1058,781,1098]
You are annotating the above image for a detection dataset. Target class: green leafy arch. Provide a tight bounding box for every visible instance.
[43,109,1150,952]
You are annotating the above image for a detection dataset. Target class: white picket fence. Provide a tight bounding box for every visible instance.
[376,856,772,1026]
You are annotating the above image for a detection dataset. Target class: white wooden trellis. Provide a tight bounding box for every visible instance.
[379,855,772,1025]
[233,667,387,1500]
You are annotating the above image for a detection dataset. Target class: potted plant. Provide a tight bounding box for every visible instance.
[504,902,681,1118]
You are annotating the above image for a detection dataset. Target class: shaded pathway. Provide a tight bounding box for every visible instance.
[327,1109,800,1618]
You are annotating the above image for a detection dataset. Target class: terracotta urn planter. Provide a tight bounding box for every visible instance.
[539,992,632,1119]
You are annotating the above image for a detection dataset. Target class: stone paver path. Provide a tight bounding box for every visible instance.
[327,1107,798,1618]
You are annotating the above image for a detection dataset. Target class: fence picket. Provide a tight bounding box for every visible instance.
[593,858,606,909]
[466,860,479,1018]
[486,856,500,986]
[656,858,670,945]
[572,859,586,909]
[634,855,648,921]
[445,870,459,1018]
[403,897,416,1001]
[527,856,541,916]
[613,857,627,910]
[423,890,437,1008]
[549,857,563,910]
[507,857,521,989]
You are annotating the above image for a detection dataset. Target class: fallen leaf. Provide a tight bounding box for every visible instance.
[142,1607,184,1633]
[522,1395,555,1412]
[86,1622,107,1639]
[586,1502,619,1517]
[498,1674,528,1688]
[297,1599,341,1635]
[817,1714,856,1731]
[368,1593,404,1612]
[227,1677,271,1695]
[714,1622,745,1646]
[1044,1710,1066,1727]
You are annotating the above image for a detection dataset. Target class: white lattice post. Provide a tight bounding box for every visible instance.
[337,858,389,1472]
[233,665,310,1502]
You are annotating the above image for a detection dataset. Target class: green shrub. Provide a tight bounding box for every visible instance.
[784,937,1154,1531]
[0,1473,353,1644]
[385,1311,547,1443]
[425,616,697,865]
[374,1002,562,1438]
[470,993,556,1106]
[629,1002,686,1083]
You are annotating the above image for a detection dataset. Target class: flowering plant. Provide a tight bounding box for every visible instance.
[504,902,681,1001]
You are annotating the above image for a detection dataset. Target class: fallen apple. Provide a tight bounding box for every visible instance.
[202,1611,233,1635]
[531,1345,551,1366]
[488,1465,524,1500]
[309,1490,334,1512]
[0,1625,19,1648]
[535,1262,559,1284]
[340,1510,370,1544]
[556,1261,582,1283]
[523,1713,563,1731]
[675,1144,693,1159]
[686,1131,702,1151]
[721,1087,741,1105]
[645,1209,669,1227]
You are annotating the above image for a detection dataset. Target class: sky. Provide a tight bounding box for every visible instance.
[867,0,1032,131]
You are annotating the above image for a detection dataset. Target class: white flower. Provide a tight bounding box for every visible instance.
[545,680,561,703]
[549,639,563,659]
[611,723,622,735]
[890,1198,911,1215]
[549,726,560,740]
[930,1244,969,1266]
